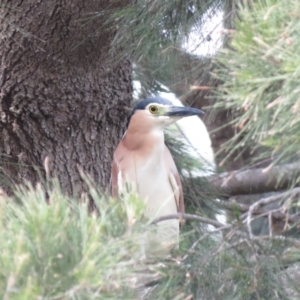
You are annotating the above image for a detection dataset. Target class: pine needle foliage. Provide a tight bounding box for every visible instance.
[214,0,300,165]
[138,229,300,300]
[0,181,299,299]
[95,0,223,62]
[0,180,148,299]
[2,1,300,299]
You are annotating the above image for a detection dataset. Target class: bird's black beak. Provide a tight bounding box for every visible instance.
[164,106,204,117]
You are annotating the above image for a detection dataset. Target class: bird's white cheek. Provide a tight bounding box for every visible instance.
[158,116,176,127]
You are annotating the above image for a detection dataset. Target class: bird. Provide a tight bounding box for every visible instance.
[111,97,204,255]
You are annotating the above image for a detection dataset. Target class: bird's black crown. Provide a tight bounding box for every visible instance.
[132,97,172,114]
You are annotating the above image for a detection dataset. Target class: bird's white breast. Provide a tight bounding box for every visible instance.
[118,144,179,252]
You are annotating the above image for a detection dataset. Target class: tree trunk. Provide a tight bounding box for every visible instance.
[0,1,132,194]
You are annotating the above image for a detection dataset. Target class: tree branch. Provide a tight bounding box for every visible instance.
[220,199,300,224]
[208,162,300,196]
[246,187,300,237]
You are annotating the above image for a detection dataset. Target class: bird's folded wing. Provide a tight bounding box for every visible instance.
[164,146,185,214]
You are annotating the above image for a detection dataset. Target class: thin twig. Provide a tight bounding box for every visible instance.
[247,187,300,238]
[150,213,225,228]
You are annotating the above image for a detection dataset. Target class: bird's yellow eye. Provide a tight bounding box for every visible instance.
[149,105,158,114]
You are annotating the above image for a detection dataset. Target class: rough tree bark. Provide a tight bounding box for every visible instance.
[0,1,132,194]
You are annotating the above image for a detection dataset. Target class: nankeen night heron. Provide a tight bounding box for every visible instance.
[111,97,203,253]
